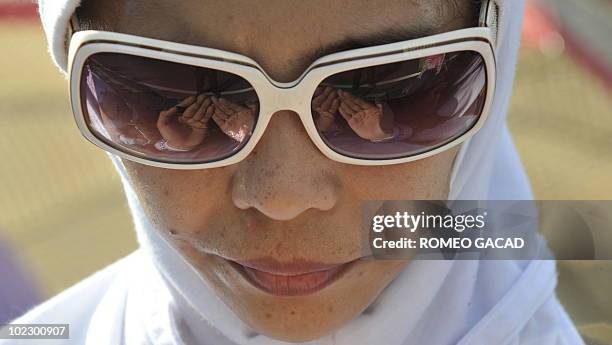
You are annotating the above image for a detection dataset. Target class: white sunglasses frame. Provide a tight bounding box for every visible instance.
[68,7,497,170]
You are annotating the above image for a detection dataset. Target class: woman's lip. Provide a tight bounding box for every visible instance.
[226,258,358,296]
[234,257,346,276]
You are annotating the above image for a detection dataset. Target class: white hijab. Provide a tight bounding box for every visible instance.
[37,1,583,344]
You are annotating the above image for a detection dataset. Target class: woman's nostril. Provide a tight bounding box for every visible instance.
[255,204,311,222]
[231,171,338,221]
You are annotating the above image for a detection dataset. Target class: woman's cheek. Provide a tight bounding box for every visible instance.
[340,147,458,200]
[122,160,235,227]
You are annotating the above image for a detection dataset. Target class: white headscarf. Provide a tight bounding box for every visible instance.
[37,1,583,344]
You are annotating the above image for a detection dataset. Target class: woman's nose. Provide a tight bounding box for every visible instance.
[231,110,340,221]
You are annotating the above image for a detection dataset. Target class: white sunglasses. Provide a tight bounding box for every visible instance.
[68,0,498,169]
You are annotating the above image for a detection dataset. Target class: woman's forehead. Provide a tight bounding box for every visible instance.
[79,0,478,81]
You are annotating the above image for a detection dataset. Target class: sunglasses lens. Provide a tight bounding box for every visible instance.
[311,51,487,160]
[80,53,259,164]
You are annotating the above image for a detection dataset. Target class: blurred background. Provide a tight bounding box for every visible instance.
[0,0,610,343]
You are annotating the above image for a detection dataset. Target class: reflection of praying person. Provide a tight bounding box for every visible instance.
[313,87,412,142]
[337,90,396,141]
[312,86,341,132]
[156,95,257,151]
[211,96,256,143]
[156,95,215,151]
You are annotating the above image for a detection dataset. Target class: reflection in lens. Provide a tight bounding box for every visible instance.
[80,53,259,164]
[311,51,487,160]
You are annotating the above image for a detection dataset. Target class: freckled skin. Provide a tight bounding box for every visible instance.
[80,0,474,341]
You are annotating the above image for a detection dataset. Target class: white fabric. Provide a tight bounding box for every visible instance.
[3,251,584,345]
[5,1,584,344]
[38,0,81,73]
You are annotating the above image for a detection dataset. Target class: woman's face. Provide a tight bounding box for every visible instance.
[81,0,477,341]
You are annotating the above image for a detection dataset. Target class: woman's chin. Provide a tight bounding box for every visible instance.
[249,324,340,343]
[239,301,365,343]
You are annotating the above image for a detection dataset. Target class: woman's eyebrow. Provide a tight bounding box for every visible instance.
[309,24,440,63]
[308,0,481,62]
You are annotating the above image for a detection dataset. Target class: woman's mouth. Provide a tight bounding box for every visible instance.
[228,257,354,296]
